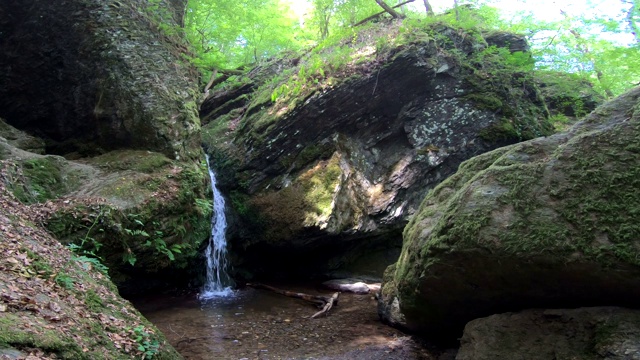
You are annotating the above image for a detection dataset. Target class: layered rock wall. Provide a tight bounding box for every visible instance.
[201,24,555,277]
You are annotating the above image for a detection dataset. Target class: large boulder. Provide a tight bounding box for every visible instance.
[0,164,182,359]
[0,0,201,160]
[379,87,640,338]
[457,307,640,360]
[201,23,554,278]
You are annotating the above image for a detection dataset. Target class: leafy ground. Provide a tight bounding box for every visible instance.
[0,161,180,359]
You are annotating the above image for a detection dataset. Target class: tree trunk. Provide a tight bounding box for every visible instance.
[374,0,405,19]
[353,0,415,27]
[625,0,640,44]
[454,0,460,20]
[423,0,434,15]
[561,10,615,98]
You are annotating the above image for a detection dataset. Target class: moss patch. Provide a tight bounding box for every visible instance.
[86,150,172,173]
[249,153,342,242]
[14,157,63,203]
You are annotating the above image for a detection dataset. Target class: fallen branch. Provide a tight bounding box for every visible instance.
[203,69,218,95]
[247,283,339,318]
[202,68,248,99]
[353,0,415,27]
[311,292,339,319]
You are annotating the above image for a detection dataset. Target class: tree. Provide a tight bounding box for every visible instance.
[623,0,640,43]
[310,0,335,39]
[182,0,639,97]
[185,0,301,70]
[423,0,434,16]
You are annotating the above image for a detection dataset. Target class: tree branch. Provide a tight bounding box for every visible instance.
[247,283,340,318]
[353,0,415,27]
[374,0,405,19]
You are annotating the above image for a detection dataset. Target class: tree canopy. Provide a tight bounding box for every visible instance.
[178,0,640,98]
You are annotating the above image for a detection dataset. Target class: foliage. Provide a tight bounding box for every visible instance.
[309,0,381,39]
[491,1,640,97]
[184,0,638,98]
[145,0,183,37]
[184,0,305,71]
[130,325,161,359]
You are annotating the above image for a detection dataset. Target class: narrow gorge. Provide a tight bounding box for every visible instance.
[0,0,638,359]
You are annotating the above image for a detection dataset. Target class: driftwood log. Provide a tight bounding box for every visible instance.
[246,283,339,318]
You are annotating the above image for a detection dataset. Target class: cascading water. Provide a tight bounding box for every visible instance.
[199,155,233,300]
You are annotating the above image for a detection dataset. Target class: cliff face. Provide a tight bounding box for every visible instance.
[0,0,200,160]
[201,23,555,277]
[0,0,211,294]
[378,86,640,338]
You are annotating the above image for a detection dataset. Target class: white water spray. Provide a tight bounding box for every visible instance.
[199,155,233,299]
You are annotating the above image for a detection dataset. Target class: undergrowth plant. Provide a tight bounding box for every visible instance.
[130,325,160,359]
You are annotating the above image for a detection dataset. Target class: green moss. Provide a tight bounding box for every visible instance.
[464,93,504,111]
[0,313,84,359]
[44,159,211,281]
[293,144,335,171]
[25,249,54,278]
[300,155,342,222]
[87,150,172,173]
[85,289,104,313]
[202,114,234,143]
[251,185,307,242]
[14,157,64,203]
[551,125,640,265]
[247,154,343,241]
[478,120,519,143]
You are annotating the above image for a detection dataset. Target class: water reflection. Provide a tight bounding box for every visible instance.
[134,286,407,360]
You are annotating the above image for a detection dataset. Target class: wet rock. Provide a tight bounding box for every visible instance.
[457,307,640,360]
[379,87,640,338]
[323,279,380,294]
[0,119,45,155]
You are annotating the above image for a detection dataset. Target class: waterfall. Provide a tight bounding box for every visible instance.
[199,155,233,299]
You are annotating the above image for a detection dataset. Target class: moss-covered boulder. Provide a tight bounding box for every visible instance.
[379,86,640,338]
[0,0,201,160]
[201,21,554,278]
[0,162,181,359]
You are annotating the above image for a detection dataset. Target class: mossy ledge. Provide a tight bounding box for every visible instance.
[0,128,211,294]
[0,161,182,359]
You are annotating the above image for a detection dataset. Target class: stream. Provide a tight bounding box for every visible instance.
[133,284,433,360]
[136,158,432,359]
